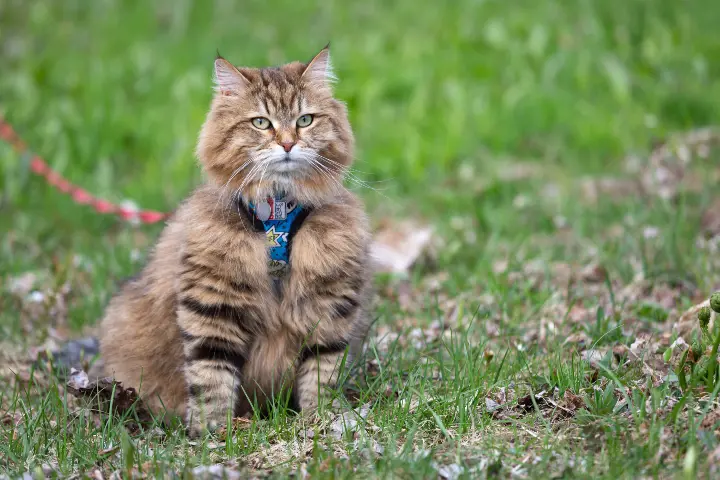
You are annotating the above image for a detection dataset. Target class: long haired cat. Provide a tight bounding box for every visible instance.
[98,46,372,436]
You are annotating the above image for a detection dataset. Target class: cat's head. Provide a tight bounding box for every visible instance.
[197,46,354,206]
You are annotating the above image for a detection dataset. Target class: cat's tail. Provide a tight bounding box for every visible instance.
[40,336,105,379]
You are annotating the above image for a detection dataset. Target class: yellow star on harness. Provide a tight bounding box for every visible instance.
[265,225,287,247]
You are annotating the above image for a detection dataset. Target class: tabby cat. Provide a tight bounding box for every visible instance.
[98,46,372,436]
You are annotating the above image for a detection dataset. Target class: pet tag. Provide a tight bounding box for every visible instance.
[255,200,271,221]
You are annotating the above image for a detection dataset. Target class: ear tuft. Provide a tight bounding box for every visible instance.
[213,56,248,95]
[302,45,337,88]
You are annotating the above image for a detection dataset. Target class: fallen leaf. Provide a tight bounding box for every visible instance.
[7,272,39,297]
[88,467,105,480]
[372,441,385,456]
[329,403,371,439]
[701,407,720,437]
[562,390,586,412]
[485,398,501,413]
[435,463,464,480]
[517,391,549,412]
[711,443,720,475]
[612,345,630,360]
[1,412,22,427]
[581,349,607,367]
[65,368,154,428]
[98,446,120,456]
[564,332,590,347]
[580,263,608,283]
[232,416,252,428]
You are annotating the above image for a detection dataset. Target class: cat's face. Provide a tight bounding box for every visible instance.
[197,47,354,206]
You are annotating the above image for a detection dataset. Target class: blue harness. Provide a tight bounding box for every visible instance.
[241,195,310,277]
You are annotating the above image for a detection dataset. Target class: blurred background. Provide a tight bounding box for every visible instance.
[1,0,720,332]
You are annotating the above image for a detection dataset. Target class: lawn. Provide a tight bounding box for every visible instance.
[2,0,720,477]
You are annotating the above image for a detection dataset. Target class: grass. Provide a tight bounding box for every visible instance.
[2,0,720,477]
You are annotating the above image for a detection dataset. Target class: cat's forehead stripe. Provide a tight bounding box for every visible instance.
[252,68,304,116]
[260,96,271,116]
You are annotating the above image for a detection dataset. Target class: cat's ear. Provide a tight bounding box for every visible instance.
[214,54,249,95]
[302,44,336,88]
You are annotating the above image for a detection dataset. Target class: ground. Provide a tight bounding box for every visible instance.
[2,0,720,478]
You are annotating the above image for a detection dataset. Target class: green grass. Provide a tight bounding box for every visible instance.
[3,0,720,477]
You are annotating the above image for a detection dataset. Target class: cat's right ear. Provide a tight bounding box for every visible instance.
[214,56,249,96]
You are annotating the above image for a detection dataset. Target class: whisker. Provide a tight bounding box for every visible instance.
[232,157,271,232]
[308,157,365,200]
[307,152,393,188]
[214,155,258,219]
[307,152,392,183]
[229,159,263,204]
[254,157,272,203]
[306,158,345,196]
[239,154,270,190]
[304,153,364,186]
[232,187,250,234]
[306,154,390,198]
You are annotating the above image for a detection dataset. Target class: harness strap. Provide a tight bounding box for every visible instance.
[237,195,312,277]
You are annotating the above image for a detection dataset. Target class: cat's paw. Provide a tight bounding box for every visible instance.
[298,406,321,424]
[185,411,225,438]
[297,399,339,424]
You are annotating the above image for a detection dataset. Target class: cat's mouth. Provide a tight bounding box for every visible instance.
[253,148,319,177]
[266,157,305,174]
[273,163,298,173]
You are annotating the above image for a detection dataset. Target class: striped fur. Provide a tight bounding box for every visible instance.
[98,47,372,437]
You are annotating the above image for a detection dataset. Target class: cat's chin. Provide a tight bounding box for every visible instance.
[233,175,343,207]
[267,159,306,174]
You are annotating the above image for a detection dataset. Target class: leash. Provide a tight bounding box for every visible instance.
[0,115,168,224]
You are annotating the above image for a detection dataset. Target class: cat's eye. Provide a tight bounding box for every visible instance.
[296,114,313,128]
[251,117,272,130]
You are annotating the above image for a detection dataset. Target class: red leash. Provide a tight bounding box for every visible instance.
[0,115,168,224]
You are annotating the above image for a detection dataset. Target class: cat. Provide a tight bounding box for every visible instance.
[97,45,372,436]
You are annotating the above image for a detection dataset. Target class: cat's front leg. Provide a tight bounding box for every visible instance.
[177,251,267,437]
[282,202,372,412]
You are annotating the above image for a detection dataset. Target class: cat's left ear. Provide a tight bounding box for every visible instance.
[302,44,337,88]
[214,54,249,96]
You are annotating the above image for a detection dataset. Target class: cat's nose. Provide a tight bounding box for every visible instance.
[279,141,296,153]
